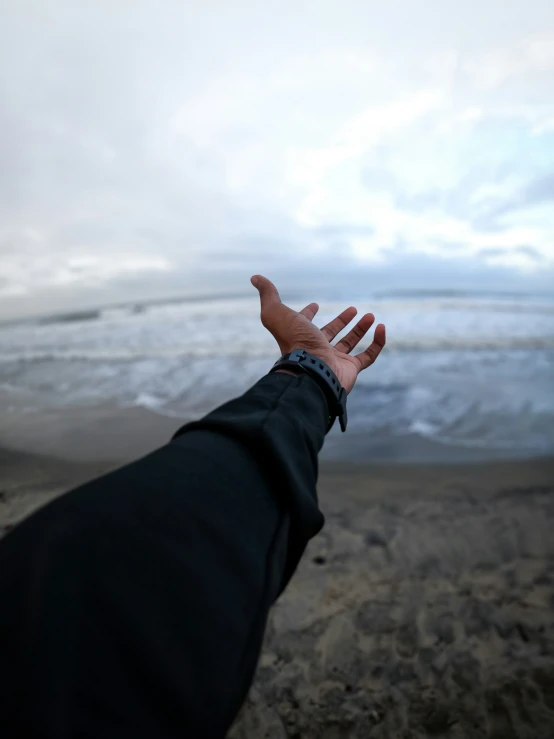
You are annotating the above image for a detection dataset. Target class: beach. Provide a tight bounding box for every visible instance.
[231,455,554,738]
[1,290,554,736]
[1,406,553,738]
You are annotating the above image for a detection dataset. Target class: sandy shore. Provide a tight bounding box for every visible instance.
[1,426,554,737]
[232,457,554,739]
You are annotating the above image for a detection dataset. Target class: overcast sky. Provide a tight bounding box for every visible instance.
[1,0,554,318]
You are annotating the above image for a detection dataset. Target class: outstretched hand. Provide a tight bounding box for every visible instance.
[251,275,386,395]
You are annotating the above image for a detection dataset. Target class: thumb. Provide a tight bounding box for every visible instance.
[251,275,281,308]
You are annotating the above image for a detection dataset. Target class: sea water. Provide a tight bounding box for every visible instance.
[1,289,553,461]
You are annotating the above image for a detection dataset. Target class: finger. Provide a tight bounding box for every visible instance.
[299,302,319,321]
[334,313,375,354]
[251,275,282,309]
[352,324,386,372]
[320,306,357,342]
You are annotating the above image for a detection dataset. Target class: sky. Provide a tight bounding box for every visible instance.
[1,0,554,319]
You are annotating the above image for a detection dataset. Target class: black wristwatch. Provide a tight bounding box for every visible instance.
[269,349,348,433]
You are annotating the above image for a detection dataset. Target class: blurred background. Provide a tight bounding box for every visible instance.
[1,0,553,463]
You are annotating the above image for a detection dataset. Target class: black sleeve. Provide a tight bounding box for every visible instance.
[0,371,329,739]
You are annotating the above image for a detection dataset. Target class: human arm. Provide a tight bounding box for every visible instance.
[0,275,386,739]
[0,373,328,739]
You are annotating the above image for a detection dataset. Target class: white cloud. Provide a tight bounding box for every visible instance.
[462,31,554,89]
[345,198,551,271]
[2,253,171,296]
[1,2,554,317]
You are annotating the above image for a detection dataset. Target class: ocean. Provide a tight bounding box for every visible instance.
[1,289,553,463]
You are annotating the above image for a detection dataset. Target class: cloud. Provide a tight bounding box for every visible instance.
[1,2,554,318]
[461,32,554,90]
[516,245,543,260]
[313,224,376,239]
[469,171,554,231]
[479,245,543,261]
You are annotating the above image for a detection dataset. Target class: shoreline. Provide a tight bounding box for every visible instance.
[1,389,552,467]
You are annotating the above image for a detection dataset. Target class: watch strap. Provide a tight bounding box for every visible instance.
[269,349,348,432]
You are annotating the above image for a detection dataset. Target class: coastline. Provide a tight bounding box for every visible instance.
[2,387,551,467]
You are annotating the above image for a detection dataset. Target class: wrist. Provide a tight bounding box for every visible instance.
[272,363,335,433]
[270,349,348,433]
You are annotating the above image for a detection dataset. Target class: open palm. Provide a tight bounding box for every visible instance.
[251,275,386,394]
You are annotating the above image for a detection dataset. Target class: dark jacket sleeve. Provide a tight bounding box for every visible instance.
[0,371,329,739]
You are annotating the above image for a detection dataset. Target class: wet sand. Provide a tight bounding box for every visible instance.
[1,417,554,737]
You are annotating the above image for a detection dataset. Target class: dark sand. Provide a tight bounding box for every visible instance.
[1,410,554,738]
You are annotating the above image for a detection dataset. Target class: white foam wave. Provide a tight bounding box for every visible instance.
[1,335,553,364]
